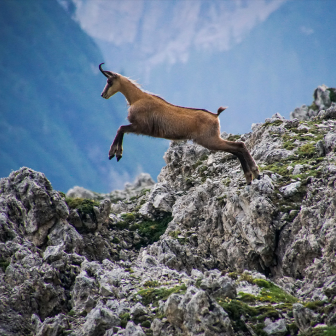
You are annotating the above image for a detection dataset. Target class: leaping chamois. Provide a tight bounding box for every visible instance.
[99,63,260,184]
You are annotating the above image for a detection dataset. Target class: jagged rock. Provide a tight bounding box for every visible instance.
[67,186,96,199]
[290,104,318,121]
[34,313,70,336]
[293,303,319,332]
[324,131,336,153]
[2,86,336,335]
[263,318,287,335]
[199,270,236,299]
[80,303,120,336]
[314,85,332,110]
[316,140,326,156]
[112,321,146,336]
[164,286,234,335]
[139,183,175,218]
[0,167,69,247]
[318,102,336,120]
[279,181,301,197]
[71,269,98,314]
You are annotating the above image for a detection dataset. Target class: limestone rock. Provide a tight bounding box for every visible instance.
[164,286,234,335]
[263,318,287,335]
[2,85,336,335]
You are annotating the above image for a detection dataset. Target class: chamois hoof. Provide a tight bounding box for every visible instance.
[116,155,122,162]
[109,154,115,160]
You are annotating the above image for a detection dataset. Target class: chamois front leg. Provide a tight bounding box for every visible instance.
[109,124,136,161]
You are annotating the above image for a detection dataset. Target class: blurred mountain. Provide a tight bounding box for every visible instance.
[66,0,336,133]
[2,0,335,193]
[0,0,168,193]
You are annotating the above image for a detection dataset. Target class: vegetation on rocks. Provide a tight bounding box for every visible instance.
[1,87,336,335]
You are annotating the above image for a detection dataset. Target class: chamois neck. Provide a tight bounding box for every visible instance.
[119,76,145,105]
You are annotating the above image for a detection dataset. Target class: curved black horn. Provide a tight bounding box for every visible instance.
[99,63,109,78]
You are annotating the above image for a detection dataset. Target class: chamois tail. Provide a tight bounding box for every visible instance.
[217,106,228,116]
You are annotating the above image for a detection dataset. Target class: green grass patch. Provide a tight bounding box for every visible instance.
[136,215,173,247]
[227,134,241,141]
[138,284,187,306]
[238,275,297,304]
[119,312,130,328]
[0,260,10,272]
[327,88,336,103]
[264,119,284,128]
[65,197,100,214]
[297,143,316,158]
[143,280,160,288]
[239,292,258,303]
[304,301,325,310]
[257,283,297,304]
[283,141,296,150]
[228,272,238,280]
[307,326,336,336]
[65,197,101,226]
[217,299,257,332]
[113,212,172,248]
[195,278,202,288]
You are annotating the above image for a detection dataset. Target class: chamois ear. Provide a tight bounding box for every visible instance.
[217,106,228,116]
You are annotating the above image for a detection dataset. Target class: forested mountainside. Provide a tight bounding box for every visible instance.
[0,0,167,193]
[1,87,336,335]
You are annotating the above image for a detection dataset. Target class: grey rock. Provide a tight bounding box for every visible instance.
[279,181,301,197]
[164,286,234,335]
[0,167,69,247]
[324,131,336,152]
[264,149,292,164]
[81,304,120,336]
[263,318,287,336]
[34,314,70,336]
[66,186,96,199]
[316,140,326,156]
[314,85,332,110]
[293,303,319,332]
[130,302,148,320]
[71,271,98,314]
[292,164,304,175]
[199,270,236,299]
[139,183,175,218]
[114,321,146,336]
[2,86,336,335]
[290,105,318,121]
[318,102,336,120]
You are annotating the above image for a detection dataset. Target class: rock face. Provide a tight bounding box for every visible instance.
[290,84,336,121]
[1,87,336,335]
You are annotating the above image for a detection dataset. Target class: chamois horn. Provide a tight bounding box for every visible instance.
[99,63,109,78]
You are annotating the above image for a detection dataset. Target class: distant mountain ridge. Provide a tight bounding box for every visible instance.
[61,0,336,135]
[0,0,168,192]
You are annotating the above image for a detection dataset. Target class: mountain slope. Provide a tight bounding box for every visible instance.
[1,90,336,335]
[0,0,168,192]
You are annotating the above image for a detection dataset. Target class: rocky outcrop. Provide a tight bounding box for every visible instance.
[1,87,336,335]
[290,84,336,121]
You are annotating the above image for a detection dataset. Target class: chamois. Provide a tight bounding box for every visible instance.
[99,63,260,184]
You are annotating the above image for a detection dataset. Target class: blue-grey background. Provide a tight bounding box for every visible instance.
[1,0,335,192]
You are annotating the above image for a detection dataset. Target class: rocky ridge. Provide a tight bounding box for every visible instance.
[0,87,336,335]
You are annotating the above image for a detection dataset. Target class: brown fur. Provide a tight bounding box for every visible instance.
[99,63,260,184]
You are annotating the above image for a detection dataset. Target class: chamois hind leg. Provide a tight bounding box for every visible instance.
[109,124,136,161]
[198,136,259,184]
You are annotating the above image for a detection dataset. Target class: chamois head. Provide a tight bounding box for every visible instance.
[99,63,120,99]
